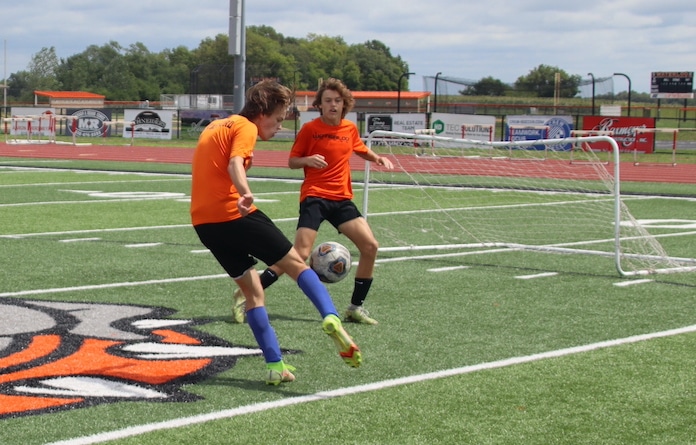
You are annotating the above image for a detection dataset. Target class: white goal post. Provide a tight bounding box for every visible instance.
[361,130,696,277]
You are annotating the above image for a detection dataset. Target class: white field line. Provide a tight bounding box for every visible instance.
[0,225,192,239]
[0,178,189,188]
[45,323,696,445]
[427,265,470,272]
[124,243,163,248]
[0,218,297,239]
[1,198,186,207]
[614,279,655,287]
[0,166,186,176]
[0,190,298,208]
[0,274,228,298]
[59,238,102,243]
[516,272,559,279]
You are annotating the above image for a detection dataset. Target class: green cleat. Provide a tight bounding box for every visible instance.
[322,314,362,368]
[265,362,296,386]
[344,306,378,325]
[231,288,246,324]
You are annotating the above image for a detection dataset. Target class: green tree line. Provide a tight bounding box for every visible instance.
[5,26,412,102]
[4,25,652,103]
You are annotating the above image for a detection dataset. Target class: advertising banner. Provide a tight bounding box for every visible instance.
[64,109,113,137]
[122,109,175,140]
[364,113,427,136]
[582,116,655,153]
[505,115,574,150]
[431,113,496,140]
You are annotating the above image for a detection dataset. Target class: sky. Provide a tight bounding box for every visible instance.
[2,0,695,94]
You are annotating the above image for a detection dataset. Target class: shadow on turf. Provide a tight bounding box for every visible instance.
[197,376,310,396]
[195,348,308,396]
[204,313,321,325]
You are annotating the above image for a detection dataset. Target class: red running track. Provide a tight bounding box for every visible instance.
[0,142,694,184]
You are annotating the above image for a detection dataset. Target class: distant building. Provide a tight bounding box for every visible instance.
[33,91,105,108]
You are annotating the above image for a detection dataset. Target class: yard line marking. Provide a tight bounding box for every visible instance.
[0,225,191,238]
[59,238,102,243]
[614,279,655,287]
[0,274,228,298]
[0,178,190,188]
[0,218,297,239]
[0,193,292,208]
[516,272,558,279]
[124,243,163,248]
[46,323,696,445]
[427,265,470,272]
[0,197,188,208]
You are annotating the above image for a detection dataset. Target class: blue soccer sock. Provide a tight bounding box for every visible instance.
[246,306,281,364]
[296,268,338,318]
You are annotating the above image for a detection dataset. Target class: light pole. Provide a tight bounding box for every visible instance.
[2,40,7,117]
[292,70,299,137]
[434,72,442,113]
[587,72,595,115]
[229,0,246,113]
[613,72,632,117]
[397,71,414,113]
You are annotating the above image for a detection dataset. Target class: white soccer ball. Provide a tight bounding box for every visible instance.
[310,241,352,283]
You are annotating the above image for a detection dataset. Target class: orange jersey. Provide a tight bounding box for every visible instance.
[190,115,257,225]
[290,118,368,201]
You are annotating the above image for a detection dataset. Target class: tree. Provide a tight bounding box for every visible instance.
[463,76,509,96]
[246,28,295,86]
[188,34,236,94]
[55,42,126,96]
[24,47,62,99]
[5,26,416,101]
[348,40,409,91]
[6,71,32,101]
[514,64,580,98]
[299,34,350,86]
[152,46,192,94]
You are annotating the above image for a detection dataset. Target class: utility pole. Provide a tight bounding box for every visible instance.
[229,0,245,113]
[2,40,8,117]
[587,72,595,115]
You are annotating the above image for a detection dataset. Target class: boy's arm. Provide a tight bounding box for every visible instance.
[356,149,394,169]
[228,156,254,216]
[289,154,327,169]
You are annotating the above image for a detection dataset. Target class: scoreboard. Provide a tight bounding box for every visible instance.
[650,72,694,99]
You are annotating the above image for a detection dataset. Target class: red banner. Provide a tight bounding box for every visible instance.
[582,116,655,153]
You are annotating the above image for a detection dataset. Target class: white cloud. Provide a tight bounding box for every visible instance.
[2,0,696,93]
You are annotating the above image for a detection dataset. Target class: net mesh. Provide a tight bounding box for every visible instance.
[362,131,694,276]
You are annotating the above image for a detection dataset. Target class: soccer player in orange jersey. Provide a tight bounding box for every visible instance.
[237,78,393,326]
[191,80,362,385]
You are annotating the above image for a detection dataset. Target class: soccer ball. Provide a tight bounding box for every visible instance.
[310,241,352,283]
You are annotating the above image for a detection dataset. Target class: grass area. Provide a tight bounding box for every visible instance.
[0,163,694,444]
[9,129,696,168]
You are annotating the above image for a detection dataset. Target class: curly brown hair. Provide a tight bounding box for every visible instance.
[312,78,355,118]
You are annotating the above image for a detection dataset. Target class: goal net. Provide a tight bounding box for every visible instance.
[361,131,696,277]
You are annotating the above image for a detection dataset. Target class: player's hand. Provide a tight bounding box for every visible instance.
[237,193,254,216]
[306,154,328,169]
[376,156,394,170]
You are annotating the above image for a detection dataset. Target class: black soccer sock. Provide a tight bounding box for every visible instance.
[350,277,373,307]
[259,268,279,289]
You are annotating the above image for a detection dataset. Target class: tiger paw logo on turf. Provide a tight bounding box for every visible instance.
[0,299,264,418]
